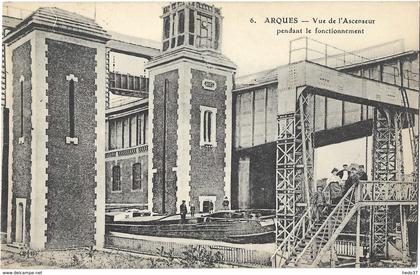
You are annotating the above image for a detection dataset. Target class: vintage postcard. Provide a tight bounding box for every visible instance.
[0,0,419,272]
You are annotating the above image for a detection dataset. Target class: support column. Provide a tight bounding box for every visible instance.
[355,208,361,268]
[400,205,410,262]
[275,91,313,244]
[371,107,403,259]
[276,113,297,244]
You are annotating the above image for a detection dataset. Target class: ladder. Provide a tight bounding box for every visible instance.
[272,185,359,267]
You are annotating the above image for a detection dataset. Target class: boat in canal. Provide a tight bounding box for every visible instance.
[105,209,276,244]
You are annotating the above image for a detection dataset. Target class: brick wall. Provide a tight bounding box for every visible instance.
[105,154,148,206]
[151,70,179,214]
[45,39,97,248]
[189,69,227,210]
[11,41,32,243]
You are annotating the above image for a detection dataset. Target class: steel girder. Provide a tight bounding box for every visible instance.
[276,91,314,245]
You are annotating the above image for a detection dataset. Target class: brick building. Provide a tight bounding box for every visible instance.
[4,8,108,249]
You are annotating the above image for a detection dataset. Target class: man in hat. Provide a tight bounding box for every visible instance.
[327,168,342,205]
[357,165,368,181]
[222,196,230,210]
[180,200,188,224]
[344,167,360,195]
[311,183,327,222]
[337,164,350,181]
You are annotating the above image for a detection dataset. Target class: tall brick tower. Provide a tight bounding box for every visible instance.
[146,2,236,214]
[4,8,109,249]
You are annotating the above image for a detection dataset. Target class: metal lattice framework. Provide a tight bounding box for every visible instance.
[371,108,404,258]
[276,91,313,244]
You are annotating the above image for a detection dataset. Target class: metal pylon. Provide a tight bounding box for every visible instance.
[276,91,314,245]
[371,108,403,258]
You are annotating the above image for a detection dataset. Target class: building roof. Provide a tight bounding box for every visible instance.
[234,65,284,90]
[4,7,110,44]
[234,50,419,92]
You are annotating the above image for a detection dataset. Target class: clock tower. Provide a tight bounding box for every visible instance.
[146,2,236,214]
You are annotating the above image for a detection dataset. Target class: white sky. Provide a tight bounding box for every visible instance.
[3,1,419,76]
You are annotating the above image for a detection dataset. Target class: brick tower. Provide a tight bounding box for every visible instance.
[4,8,109,249]
[146,2,236,214]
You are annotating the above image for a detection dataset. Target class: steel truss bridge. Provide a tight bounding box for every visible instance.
[273,59,419,267]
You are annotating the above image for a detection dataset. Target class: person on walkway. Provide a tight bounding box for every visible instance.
[357,165,368,181]
[190,203,196,218]
[344,167,360,195]
[222,196,230,210]
[311,184,327,222]
[337,164,350,181]
[209,201,214,214]
[327,168,342,205]
[180,200,188,223]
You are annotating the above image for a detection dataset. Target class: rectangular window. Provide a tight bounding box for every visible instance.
[112,165,121,192]
[116,120,123,148]
[200,106,217,147]
[132,163,141,191]
[215,17,220,49]
[109,120,117,150]
[189,9,195,33]
[130,115,136,147]
[144,113,148,145]
[123,117,129,148]
[163,16,170,39]
[137,113,145,144]
[178,10,185,34]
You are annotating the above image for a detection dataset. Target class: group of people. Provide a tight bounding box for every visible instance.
[179,196,230,223]
[311,164,368,222]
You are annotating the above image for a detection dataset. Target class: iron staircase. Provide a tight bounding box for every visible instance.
[272,186,359,267]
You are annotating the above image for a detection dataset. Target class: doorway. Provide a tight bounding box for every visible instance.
[15,198,26,244]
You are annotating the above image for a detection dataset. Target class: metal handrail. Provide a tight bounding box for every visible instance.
[294,185,356,264]
[271,208,312,267]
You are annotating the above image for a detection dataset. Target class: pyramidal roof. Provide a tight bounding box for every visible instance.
[4,7,110,44]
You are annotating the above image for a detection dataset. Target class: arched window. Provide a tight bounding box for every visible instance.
[112,166,121,192]
[200,106,217,147]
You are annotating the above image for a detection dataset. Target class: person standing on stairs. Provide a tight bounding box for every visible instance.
[337,164,350,181]
[311,184,327,222]
[357,165,368,181]
[344,167,360,195]
[327,168,342,206]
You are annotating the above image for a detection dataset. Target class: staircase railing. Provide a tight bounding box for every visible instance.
[359,180,418,202]
[271,208,313,267]
[271,182,343,267]
[294,185,358,265]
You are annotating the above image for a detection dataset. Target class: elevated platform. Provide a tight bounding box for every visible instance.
[278,61,418,115]
[272,180,417,267]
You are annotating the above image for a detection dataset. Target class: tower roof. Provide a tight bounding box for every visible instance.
[4,7,110,44]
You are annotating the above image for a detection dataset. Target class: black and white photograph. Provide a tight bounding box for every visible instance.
[0,0,419,271]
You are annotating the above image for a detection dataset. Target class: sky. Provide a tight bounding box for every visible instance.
[3,1,419,76]
[2,1,418,179]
